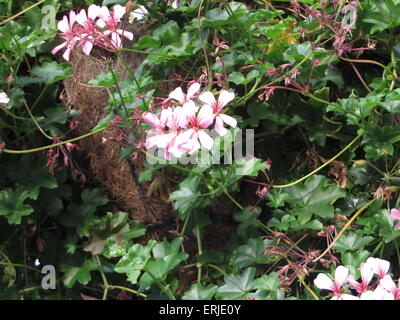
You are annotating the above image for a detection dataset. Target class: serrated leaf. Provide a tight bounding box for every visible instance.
[182,283,218,300]
[286,175,346,223]
[216,268,257,300]
[0,188,34,224]
[30,61,72,84]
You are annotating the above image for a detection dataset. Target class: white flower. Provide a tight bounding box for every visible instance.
[0,92,9,104]
[129,5,148,22]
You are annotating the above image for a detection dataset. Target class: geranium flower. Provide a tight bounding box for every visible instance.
[167,0,179,8]
[129,5,148,22]
[199,90,237,136]
[360,286,394,300]
[0,92,9,104]
[75,4,102,55]
[169,82,201,107]
[51,10,78,61]
[366,257,390,279]
[391,208,400,230]
[98,5,134,49]
[176,102,214,154]
[143,108,173,150]
[379,275,400,300]
[346,262,374,293]
[314,266,357,300]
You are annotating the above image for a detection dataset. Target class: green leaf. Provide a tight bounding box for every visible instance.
[286,175,346,223]
[333,232,374,252]
[254,272,281,292]
[115,241,156,284]
[169,175,201,216]
[89,71,120,88]
[182,283,218,300]
[84,212,146,255]
[363,126,400,161]
[234,157,270,177]
[30,61,72,84]
[0,188,34,224]
[4,156,57,200]
[216,268,257,300]
[62,260,97,288]
[232,238,272,268]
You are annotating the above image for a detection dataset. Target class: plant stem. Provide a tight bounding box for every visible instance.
[0,261,40,273]
[214,179,244,210]
[0,0,45,26]
[273,134,362,189]
[313,198,378,263]
[105,285,147,299]
[3,127,107,154]
[95,256,109,300]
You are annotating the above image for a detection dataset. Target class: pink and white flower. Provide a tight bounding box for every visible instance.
[360,286,394,300]
[75,4,102,55]
[169,82,201,107]
[391,208,400,230]
[51,10,79,61]
[129,5,148,22]
[314,266,357,300]
[143,108,173,150]
[346,262,374,293]
[366,257,390,280]
[176,103,214,154]
[98,5,133,49]
[199,90,237,136]
[0,92,9,104]
[379,275,400,300]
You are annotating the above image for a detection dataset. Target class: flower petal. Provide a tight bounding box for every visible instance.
[380,275,397,293]
[360,262,374,287]
[112,4,126,21]
[62,47,72,61]
[117,29,134,41]
[218,90,235,108]
[169,87,186,104]
[214,116,228,136]
[197,105,214,128]
[314,273,334,291]
[143,112,161,128]
[81,41,94,56]
[75,9,88,26]
[58,16,70,33]
[0,92,10,104]
[334,266,349,287]
[391,208,400,221]
[198,130,214,150]
[88,4,101,20]
[51,42,67,55]
[367,257,390,278]
[187,82,200,100]
[199,91,216,107]
[220,114,237,128]
[111,32,122,49]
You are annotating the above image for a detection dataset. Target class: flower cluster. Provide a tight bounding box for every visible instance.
[314,257,400,300]
[143,83,237,160]
[52,4,133,61]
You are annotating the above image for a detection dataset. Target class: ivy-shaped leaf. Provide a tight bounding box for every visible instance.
[182,283,218,300]
[286,175,346,224]
[216,267,257,300]
[0,188,34,224]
